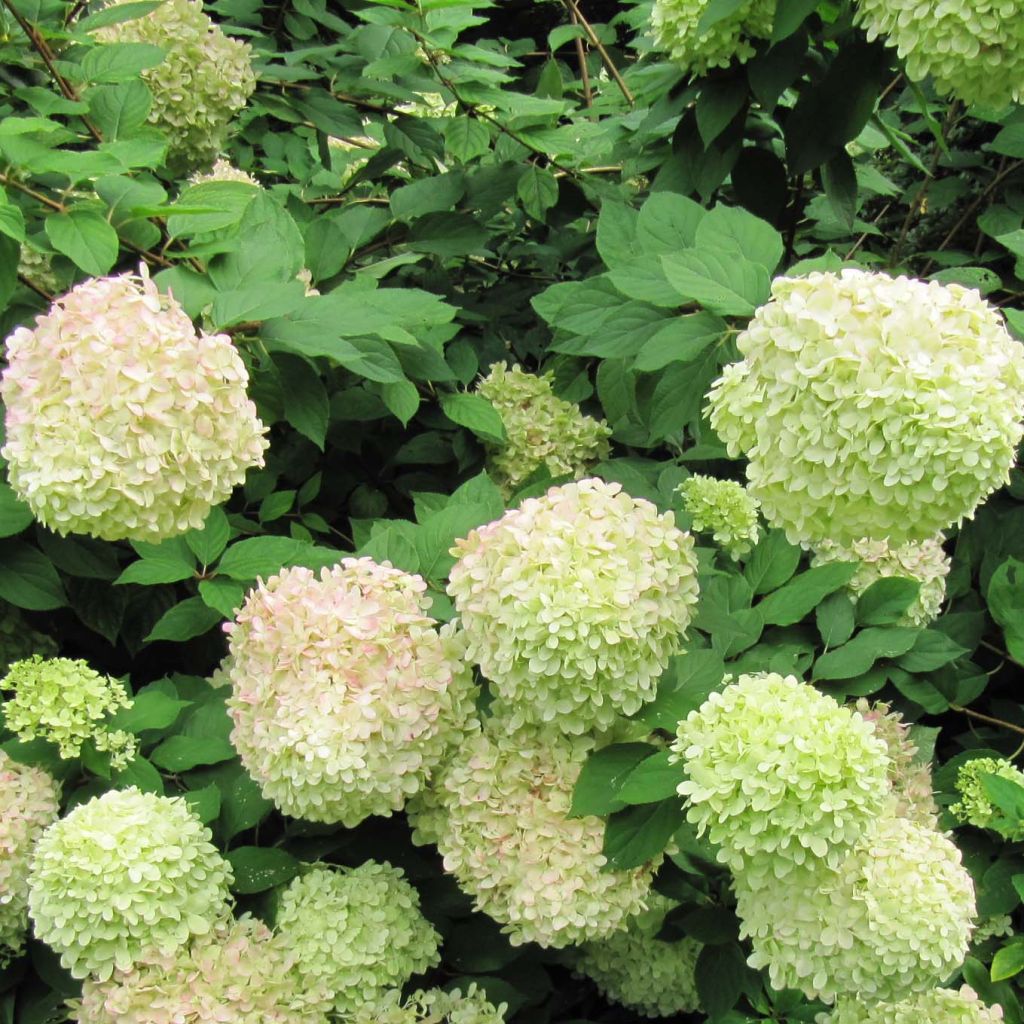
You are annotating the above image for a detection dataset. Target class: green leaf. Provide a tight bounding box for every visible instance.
[696,79,747,147]
[381,379,421,426]
[150,733,236,771]
[816,590,856,647]
[632,312,726,372]
[617,751,683,805]
[109,688,190,734]
[987,557,1024,664]
[992,940,1024,982]
[198,578,246,618]
[145,597,222,642]
[0,200,26,243]
[439,392,506,443]
[822,150,858,229]
[596,202,640,268]
[681,906,740,945]
[391,171,465,222]
[79,42,166,84]
[756,562,859,626]
[772,0,819,41]
[982,774,1024,823]
[45,209,118,275]
[896,630,968,673]
[113,754,164,794]
[115,552,195,585]
[744,529,801,595]
[216,537,317,581]
[570,743,657,818]
[636,192,705,252]
[166,182,258,237]
[697,0,746,32]
[855,576,921,626]
[0,480,33,537]
[813,626,921,680]
[636,650,725,730]
[603,800,685,870]
[661,250,770,316]
[695,204,784,272]
[183,783,221,824]
[695,943,747,1019]
[516,165,558,221]
[220,768,274,840]
[0,541,67,610]
[444,117,490,161]
[186,508,231,567]
[226,847,300,894]
[87,81,151,139]
[275,354,330,450]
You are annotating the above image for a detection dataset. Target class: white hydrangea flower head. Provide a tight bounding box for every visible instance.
[707,271,1024,547]
[187,159,260,186]
[408,721,660,949]
[0,752,60,965]
[678,474,761,559]
[0,603,57,674]
[854,0,1024,109]
[821,985,1004,1024]
[1,266,269,542]
[475,363,612,495]
[71,916,331,1024]
[94,0,256,172]
[349,985,507,1024]
[225,557,478,825]
[951,757,1024,840]
[672,673,891,880]
[273,862,441,1015]
[448,478,699,733]
[651,0,775,75]
[2,656,137,768]
[27,787,234,980]
[812,536,950,626]
[574,894,701,1017]
[739,815,976,1003]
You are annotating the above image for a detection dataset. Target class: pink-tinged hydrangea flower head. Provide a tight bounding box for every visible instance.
[349,985,508,1024]
[71,916,331,1024]
[651,0,774,75]
[951,757,1024,840]
[27,787,233,980]
[2,656,136,768]
[574,894,701,1017]
[822,985,1004,1024]
[475,363,611,495]
[274,862,440,1015]
[739,816,976,1003]
[678,474,761,559]
[672,673,891,879]
[707,271,1024,547]
[94,0,255,172]
[448,478,699,733]
[1,267,269,542]
[854,0,1024,109]
[0,603,57,674]
[225,558,477,825]
[408,721,660,948]
[0,752,60,965]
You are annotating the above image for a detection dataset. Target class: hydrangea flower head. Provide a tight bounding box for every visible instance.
[707,271,1024,547]
[408,721,660,948]
[273,862,440,1015]
[812,536,950,626]
[95,0,255,171]
[651,0,775,75]
[475,363,611,494]
[27,787,233,980]
[17,244,60,297]
[673,673,891,878]
[574,894,701,1017]
[2,656,136,768]
[0,752,60,965]
[225,557,477,825]
[349,985,507,1024]
[678,474,760,559]
[187,160,259,186]
[448,478,699,733]
[822,985,1004,1024]
[1,266,269,542]
[0,603,57,674]
[854,0,1024,110]
[951,757,1024,840]
[739,815,976,1003]
[72,916,331,1024]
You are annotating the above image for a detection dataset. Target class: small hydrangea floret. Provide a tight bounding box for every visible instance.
[651,0,774,75]
[678,474,761,559]
[951,757,1024,840]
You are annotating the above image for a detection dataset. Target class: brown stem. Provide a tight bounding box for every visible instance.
[844,201,893,261]
[0,173,66,211]
[951,703,1024,737]
[17,273,53,302]
[569,10,593,109]
[560,0,633,106]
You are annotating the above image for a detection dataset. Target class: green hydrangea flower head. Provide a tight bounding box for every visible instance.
[707,271,1024,547]
[448,478,699,733]
[650,0,775,75]
[822,985,1004,1024]
[951,757,1024,840]
[225,557,478,825]
[812,536,950,626]
[853,0,1024,110]
[27,787,234,980]
[574,894,701,1017]
[672,672,891,879]
[739,815,976,1003]
[187,159,260,186]
[2,656,136,768]
[0,752,60,965]
[0,602,57,674]
[349,985,507,1024]
[475,363,612,495]
[273,861,441,1015]
[972,915,1014,945]
[94,0,255,172]
[408,721,660,948]
[71,916,331,1024]
[1,266,269,542]
[17,244,60,297]
[678,474,761,559]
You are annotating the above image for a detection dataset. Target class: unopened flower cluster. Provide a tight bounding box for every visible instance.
[574,894,701,1017]
[822,985,1005,1024]
[72,916,331,1024]
[475,363,611,494]
[274,862,440,1015]
[854,0,1024,110]
[17,244,60,297]
[409,722,660,948]
[95,0,256,171]
[187,159,260,186]
[2,656,136,768]
[0,602,56,674]
[225,558,476,825]
[951,757,1024,840]
[651,0,774,75]
[27,788,233,980]
[350,986,507,1024]
[448,478,699,732]
[812,536,950,626]
[0,752,59,965]
[678,474,760,559]
[1,267,269,542]
[707,271,1024,547]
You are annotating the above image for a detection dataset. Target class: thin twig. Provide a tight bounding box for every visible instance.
[569,10,592,109]
[951,703,1024,737]
[844,201,893,261]
[17,273,53,302]
[560,0,633,107]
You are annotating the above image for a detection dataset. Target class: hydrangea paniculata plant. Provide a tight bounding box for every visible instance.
[951,757,1024,840]
[678,474,761,559]
[650,0,775,75]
